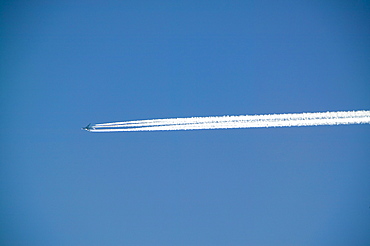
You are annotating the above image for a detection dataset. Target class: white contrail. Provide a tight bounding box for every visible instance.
[88,110,370,132]
[94,111,368,128]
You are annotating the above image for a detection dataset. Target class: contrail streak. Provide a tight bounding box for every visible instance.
[87,110,370,132]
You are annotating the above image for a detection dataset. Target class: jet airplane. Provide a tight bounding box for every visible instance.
[82,123,95,131]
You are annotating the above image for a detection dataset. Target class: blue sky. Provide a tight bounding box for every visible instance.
[1,0,370,245]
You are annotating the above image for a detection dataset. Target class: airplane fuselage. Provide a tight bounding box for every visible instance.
[82,124,94,131]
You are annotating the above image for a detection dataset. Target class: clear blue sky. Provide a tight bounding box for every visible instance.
[1,0,370,245]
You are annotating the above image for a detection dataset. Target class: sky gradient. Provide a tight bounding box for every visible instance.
[1,1,370,245]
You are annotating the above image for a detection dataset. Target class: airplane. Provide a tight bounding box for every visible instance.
[82,123,95,131]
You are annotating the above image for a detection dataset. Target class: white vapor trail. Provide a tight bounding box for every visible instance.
[89,110,370,132]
